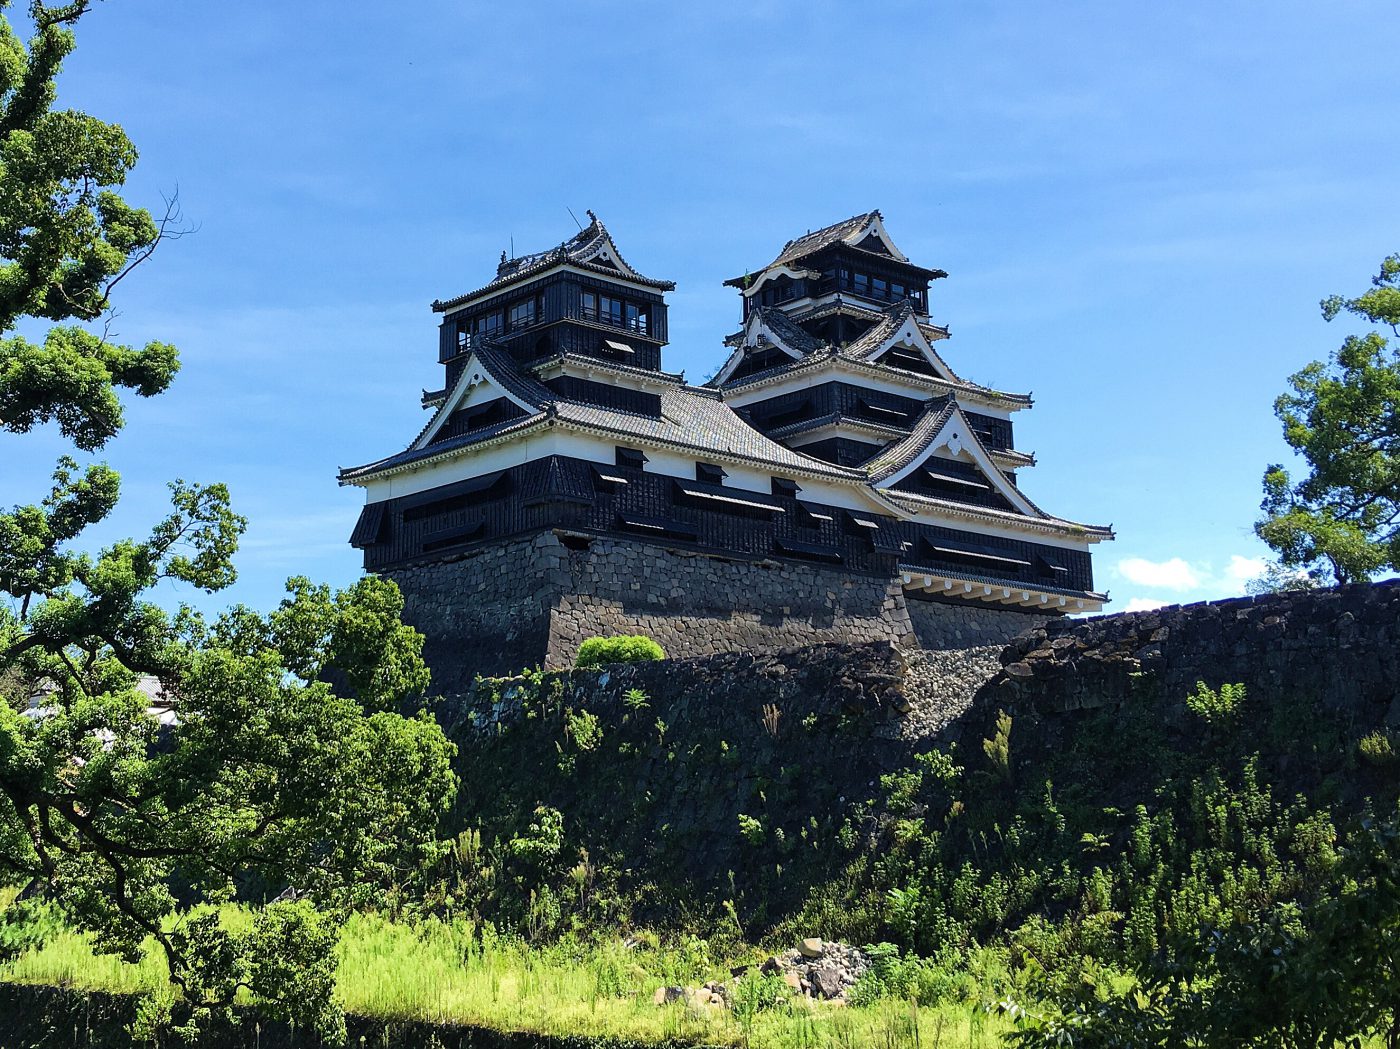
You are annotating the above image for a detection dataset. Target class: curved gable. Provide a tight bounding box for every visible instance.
[413,342,550,450]
[868,401,1044,519]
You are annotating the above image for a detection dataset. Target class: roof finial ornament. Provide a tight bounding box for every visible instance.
[585,209,598,225]
[500,249,508,264]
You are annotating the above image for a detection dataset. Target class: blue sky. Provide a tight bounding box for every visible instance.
[6,1,1400,616]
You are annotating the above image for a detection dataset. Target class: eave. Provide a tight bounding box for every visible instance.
[720,350,1032,413]
[433,260,675,316]
[884,487,1114,542]
[898,566,1108,613]
[338,414,553,486]
[530,353,686,390]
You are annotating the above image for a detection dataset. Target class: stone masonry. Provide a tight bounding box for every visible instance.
[385,529,1052,693]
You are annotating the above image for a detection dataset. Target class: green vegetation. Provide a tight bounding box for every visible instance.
[575,635,667,669]
[1257,252,1400,584]
[0,4,455,1039]
[5,907,1015,1049]
[0,6,1395,1047]
[429,654,1400,1047]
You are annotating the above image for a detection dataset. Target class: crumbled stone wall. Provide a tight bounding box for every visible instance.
[439,579,1398,921]
[387,529,1049,693]
[988,579,1400,724]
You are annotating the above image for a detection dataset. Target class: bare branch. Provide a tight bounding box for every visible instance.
[97,187,197,313]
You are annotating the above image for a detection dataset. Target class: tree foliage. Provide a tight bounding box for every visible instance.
[0,4,456,1040]
[1257,253,1400,583]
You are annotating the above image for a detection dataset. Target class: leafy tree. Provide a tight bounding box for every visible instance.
[0,3,456,1040]
[1257,254,1400,584]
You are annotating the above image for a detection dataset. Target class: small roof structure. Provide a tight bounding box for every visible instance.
[725,211,947,288]
[432,212,675,314]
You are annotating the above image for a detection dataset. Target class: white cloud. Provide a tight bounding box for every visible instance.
[1222,555,1267,588]
[1117,557,1204,591]
[1123,597,1169,613]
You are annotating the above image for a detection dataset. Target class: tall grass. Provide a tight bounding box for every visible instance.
[3,907,1010,1048]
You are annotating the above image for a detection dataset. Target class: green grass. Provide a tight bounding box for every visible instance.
[2,907,1011,1048]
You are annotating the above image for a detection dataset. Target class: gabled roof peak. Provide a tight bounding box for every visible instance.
[726,210,948,288]
[434,214,675,314]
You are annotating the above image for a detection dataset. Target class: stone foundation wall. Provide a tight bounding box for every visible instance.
[386,529,1051,694]
[385,535,559,691]
[544,536,912,667]
[907,596,1051,650]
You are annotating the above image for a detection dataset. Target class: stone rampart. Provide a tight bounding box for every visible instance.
[387,529,1050,693]
[989,579,1400,723]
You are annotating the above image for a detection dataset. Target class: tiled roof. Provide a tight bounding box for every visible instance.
[468,338,557,407]
[339,412,550,481]
[884,487,1113,538]
[340,335,865,485]
[552,384,861,480]
[863,399,959,482]
[432,214,675,313]
[868,406,1114,538]
[768,212,882,269]
[726,211,947,287]
[753,306,824,355]
[531,351,687,386]
[716,340,1030,408]
[764,411,909,444]
[843,300,962,381]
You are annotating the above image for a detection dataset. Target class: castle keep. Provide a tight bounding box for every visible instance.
[339,213,1112,690]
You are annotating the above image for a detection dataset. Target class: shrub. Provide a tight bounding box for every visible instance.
[1358,729,1397,767]
[564,708,603,751]
[574,635,665,669]
[1186,681,1246,727]
[737,814,765,845]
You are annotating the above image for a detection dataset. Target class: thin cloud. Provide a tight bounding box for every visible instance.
[1123,597,1169,613]
[1117,556,1204,591]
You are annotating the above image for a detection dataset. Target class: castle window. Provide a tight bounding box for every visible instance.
[616,447,647,471]
[891,282,906,300]
[472,310,503,336]
[696,462,727,485]
[509,298,536,328]
[580,289,622,323]
[853,272,870,295]
[625,302,649,334]
[771,478,801,498]
[872,277,887,299]
[856,398,907,422]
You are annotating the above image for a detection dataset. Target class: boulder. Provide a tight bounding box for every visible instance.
[652,986,685,1006]
[810,966,846,999]
[798,937,824,958]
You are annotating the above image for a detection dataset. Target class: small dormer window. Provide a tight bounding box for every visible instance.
[616,447,647,471]
[771,478,801,498]
[696,462,727,485]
